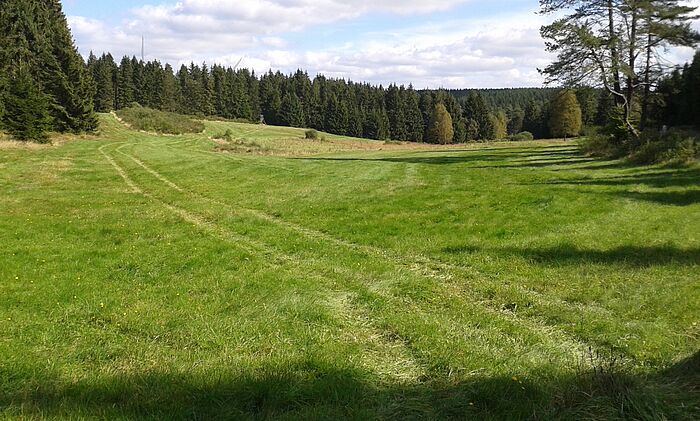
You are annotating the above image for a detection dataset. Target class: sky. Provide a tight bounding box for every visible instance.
[63,0,700,89]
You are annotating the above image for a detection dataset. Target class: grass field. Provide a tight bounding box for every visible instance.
[1,115,698,420]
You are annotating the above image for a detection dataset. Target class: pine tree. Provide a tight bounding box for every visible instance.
[428,103,454,144]
[2,66,52,142]
[549,90,582,138]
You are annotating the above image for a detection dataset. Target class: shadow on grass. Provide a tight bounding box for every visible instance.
[300,144,594,168]
[442,244,700,267]
[617,190,700,206]
[2,352,698,420]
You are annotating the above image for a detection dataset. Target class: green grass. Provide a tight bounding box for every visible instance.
[1,114,698,420]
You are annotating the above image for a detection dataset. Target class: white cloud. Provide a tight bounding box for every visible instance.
[67,0,699,88]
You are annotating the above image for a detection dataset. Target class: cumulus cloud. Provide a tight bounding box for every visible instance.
[67,0,699,88]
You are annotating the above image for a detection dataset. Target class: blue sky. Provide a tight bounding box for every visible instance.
[63,0,699,89]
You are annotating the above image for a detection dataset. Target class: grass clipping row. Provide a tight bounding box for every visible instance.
[116,106,205,135]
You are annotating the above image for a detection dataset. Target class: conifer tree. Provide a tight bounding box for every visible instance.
[428,103,454,144]
[404,87,425,141]
[160,64,179,112]
[490,111,508,140]
[279,92,305,127]
[116,56,135,109]
[549,90,582,138]
[2,66,52,142]
[463,93,493,141]
[1,0,97,135]
[386,84,408,140]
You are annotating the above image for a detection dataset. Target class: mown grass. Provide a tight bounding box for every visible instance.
[0,114,698,419]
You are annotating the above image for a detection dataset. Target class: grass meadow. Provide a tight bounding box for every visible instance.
[0,115,698,419]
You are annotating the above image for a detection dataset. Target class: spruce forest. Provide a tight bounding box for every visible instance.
[1,0,699,420]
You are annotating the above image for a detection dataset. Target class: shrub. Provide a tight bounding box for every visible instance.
[116,107,205,135]
[630,130,699,164]
[509,131,534,142]
[213,129,234,142]
[305,129,319,140]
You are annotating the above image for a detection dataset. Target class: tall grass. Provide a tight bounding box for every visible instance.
[116,106,205,135]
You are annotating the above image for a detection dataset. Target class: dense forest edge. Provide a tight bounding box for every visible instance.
[0,0,698,164]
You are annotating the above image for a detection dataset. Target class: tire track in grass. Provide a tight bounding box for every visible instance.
[101,142,429,382]
[120,141,615,328]
[109,142,583,374]
[113,143,600,361]
[98,143,141,194]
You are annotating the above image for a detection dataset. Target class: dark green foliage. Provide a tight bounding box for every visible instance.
[404,87,424,141]
[575,88,600,128]
[523,100,548,139]
[88,52,117,112]
[0,0,97,137]
[116,106,204,135]
[305,129,319,140]
[506,107,525,135]
[462,93,494,141]
[1,67,52,141]
[656,52,700,128]
[386,85,408,140]
[364,108,390,140]
[279,92,304,128]
[630,130,699,164]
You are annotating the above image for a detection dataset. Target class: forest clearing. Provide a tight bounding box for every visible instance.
[1,115,698,419]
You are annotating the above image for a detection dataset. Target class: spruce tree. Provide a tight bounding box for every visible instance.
[1,0,97,134]
[116,56,135,109]
[2,66,52,142]
[385,84,407,140]
[404,87,424,142]
[279,92,305,127]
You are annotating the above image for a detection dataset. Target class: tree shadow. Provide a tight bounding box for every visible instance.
[299,145,594,169]
[442,244,700,267]
[2,351,697,420]
[536,169,700,189]
[617,190,700,206]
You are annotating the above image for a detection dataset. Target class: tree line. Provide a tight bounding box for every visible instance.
[87,52,598,143]
[0,0,696,145]
[0,0,97,141]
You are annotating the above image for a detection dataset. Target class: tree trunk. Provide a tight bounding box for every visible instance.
[625,3,639,137]
[608,0,623,106]
[641,20,653,130]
